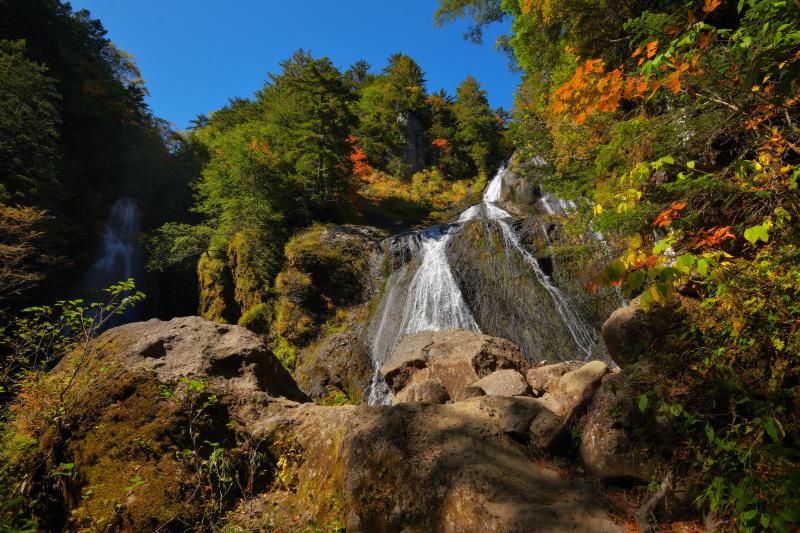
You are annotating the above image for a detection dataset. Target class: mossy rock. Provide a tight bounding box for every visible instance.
[272,224,383,346]
[197,253,237,323]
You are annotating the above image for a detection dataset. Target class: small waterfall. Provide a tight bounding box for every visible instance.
[366,164,605,404]
[366,225,479,405]
[464,169,598,357]
[83,197,143,324]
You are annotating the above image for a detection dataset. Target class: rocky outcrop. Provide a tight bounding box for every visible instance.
[5,317,636,532]
[243,400,624,533]
[295,332,373,403]
[102,315,307,403]
[530,361,610,449]
[380,330,530,401]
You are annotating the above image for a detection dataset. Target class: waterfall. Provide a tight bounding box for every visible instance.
[463,168,597,357]
[366,225,479,405]
[366,164,603,404]
[83,197,143,324]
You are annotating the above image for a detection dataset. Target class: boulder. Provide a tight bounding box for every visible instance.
[530,361,610,449]
[393,379,450,405]
[380,330,529,401]
[103,316,307,403]
[472,369,530,397]
[579,364,660,481]
[295,332,373,403]
[601,295,684,367]
[242,400,624,533]
[453,385,486,401]
[526,361,584,395]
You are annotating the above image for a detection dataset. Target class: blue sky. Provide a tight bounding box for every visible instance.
[69,0,519,130]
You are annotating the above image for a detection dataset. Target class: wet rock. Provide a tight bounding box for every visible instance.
[472,368,530,397]
[380,330,529,400]
[526,361,584,395]
[295,332,373,403]
[393,379,450,405]
[530,361,610,449]
[579,363,660,481]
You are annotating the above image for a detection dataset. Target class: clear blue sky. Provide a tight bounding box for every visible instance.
[68,0,519,130]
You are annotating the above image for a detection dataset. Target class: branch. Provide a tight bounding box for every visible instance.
[634,471,674,533]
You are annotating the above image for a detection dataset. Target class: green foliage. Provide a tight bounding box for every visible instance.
[0,279,144,398]
[441,0,800,528]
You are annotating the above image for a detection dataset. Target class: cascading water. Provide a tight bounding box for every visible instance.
[461,167,598,357]
[367,164,606,404]
[366,224,479,404]
[83,197,144,324]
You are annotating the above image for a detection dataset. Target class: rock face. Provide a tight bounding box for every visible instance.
[295,332,373,403]
[103,315,307,403]
[380,330,530,401]
[530,361,610,449]
[472,368,530,396]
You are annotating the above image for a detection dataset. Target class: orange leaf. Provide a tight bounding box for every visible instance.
[645,40,659,59]
[702,0,721,14]
[631,46,642,58]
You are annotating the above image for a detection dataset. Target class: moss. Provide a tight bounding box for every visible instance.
[271,336,298,372]
[0,340,238,531]
[272,224,376,347]
[197,253,237,323]
[237,302,273,334]
[227,230,274,312]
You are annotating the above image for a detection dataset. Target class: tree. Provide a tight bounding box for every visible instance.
[0,40,61,206]
[453,76,503,174]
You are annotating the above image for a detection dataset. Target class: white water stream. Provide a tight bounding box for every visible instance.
[367,165,599,404]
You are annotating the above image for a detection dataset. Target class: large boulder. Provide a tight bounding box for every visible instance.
[104,315,307,403]
[2,316,306,531]
[472,368,530,397]
[241,400,624,533]
[380,330,529,401]
[579,363,661,481]
[394,379,450,405]
[601,295,695,367]
[295,332,373,403]
[530,361,610,449]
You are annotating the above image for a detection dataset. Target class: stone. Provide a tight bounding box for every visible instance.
[453,385,486,401]
[471,368,530,397]
[530,360,610,449]
[295,332,372,403]
[393,379,450,405]
[601,295,682,367]
[380,330,529,400]
[102,316,307,403]
[526,361,584,395]
[245,400,624,533]
[579,364,659,481]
